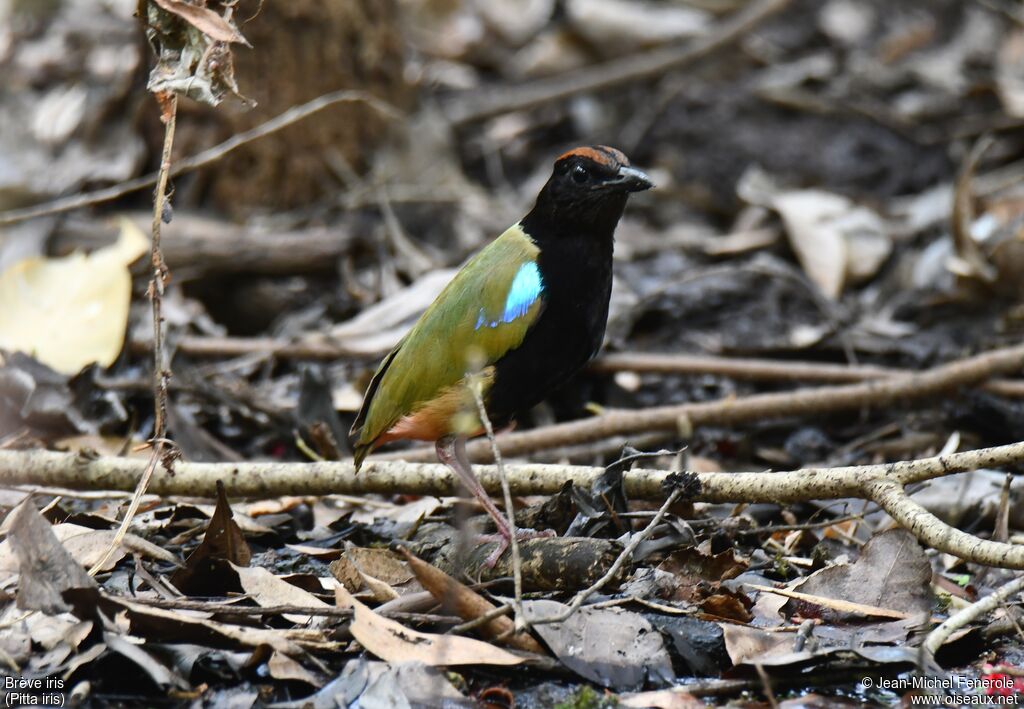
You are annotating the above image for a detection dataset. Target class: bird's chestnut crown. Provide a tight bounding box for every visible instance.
[526,145,652,232]
[550,146,652,195]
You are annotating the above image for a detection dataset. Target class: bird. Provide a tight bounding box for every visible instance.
[349,145,652,564]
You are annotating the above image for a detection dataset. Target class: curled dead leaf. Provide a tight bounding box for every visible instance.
[151,0,249,45]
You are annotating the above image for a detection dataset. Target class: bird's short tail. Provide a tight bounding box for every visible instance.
[353,442,370,473]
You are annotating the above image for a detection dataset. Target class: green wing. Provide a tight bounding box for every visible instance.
[350,224,543,461]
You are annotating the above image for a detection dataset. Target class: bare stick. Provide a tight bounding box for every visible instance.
[923,573,1024,655]
[4,441,1023,501]
[470,378,525,632]
[125,595,461,624]
[447,342,1024,462]
[448,603,514,635]
[867,480,1024,568]
[88,93,178,576]
[0,91,402,227]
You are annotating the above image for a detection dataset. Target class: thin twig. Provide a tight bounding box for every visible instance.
[923,573,1024,656]
[470,377,525,632]
[0,90,402,227]
[529,485,685,627]
[89,93,178,576]
[447,602,514,635]
[124,595,461,625]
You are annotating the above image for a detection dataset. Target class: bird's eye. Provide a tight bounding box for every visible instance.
[571,165,589,184]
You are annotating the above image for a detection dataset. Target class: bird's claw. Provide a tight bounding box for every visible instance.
[477,528,556,568]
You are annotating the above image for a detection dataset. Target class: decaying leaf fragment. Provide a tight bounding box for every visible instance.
[151,0,248,44]
[140,0,250,106]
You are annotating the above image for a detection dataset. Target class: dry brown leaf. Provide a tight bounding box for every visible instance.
[266,651,322,686]
[116,598,326,654]
[335,585,525,667]
[565,0,708,56]
[285,543,343,561]
[0,218,147,374]
[171,481,251,593]
[786,528,932,618]
[231,564,331,625]
[659,546,747,583]
[400,548,545,654]
[7,501,97,614]
[699,592,753,623]
[358,571,400,604]
[748,584,911,620]
[522,600,673,690]
[345,547,413,585]
[330,547,413,601]
[721,624,793,665]
[151,0,249,44]
[64,528,178,572]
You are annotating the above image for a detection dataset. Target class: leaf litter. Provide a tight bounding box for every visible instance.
[5,0,1024,705]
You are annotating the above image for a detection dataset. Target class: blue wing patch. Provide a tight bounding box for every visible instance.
[475,261,543,330]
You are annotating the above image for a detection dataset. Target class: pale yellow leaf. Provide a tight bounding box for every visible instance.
[0,218,148,374]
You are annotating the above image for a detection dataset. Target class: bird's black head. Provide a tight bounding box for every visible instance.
[524,145,652,239]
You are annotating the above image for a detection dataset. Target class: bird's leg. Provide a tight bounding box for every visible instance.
[437,434,513,539]
[436,434,552,567]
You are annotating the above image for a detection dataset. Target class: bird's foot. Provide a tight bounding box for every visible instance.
[477,527,556,568]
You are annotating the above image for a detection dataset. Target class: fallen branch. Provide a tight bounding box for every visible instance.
[528,483,688,628]
[4,441,1024,568]
[56,213,357,280]
[442,342,1024,462]
[923,573,1024,655]
[594,352,1024,397]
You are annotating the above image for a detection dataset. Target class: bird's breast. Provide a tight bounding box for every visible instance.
[484,234,614,421]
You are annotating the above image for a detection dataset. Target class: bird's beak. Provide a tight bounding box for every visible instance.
[607,164,653,192]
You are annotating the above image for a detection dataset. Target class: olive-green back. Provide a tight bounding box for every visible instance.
[352,224,542,451]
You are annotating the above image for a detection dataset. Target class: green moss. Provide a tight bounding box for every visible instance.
[553,685,619,709]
